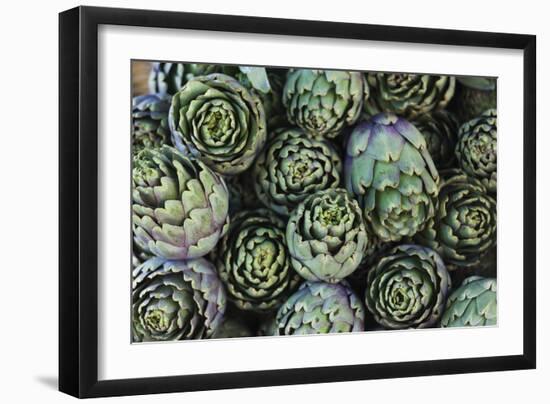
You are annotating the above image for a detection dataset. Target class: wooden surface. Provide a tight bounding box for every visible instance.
[132,61,152,96]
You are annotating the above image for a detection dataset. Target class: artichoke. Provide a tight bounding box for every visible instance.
[365,244,451,329]
[414,169,497,269]
[344,113,439,242]
[276,281,365,335]
[286,189,368,283]
[148,62,220,95]
[132,257,226,341]
[456,109,497,193]
[132,146,229,259]
[283,69,367,139]
[452,77,497,123]
[132,93,172,152]
[214,209,300,312]
[169,73,267,175]
[412,110,459,169]
[253,127,342,216]
[364,72,455,119]
[441,276,497,327]
[212,316,254,339]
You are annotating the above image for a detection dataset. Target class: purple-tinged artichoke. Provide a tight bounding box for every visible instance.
[169,73,267,175]
[365,244,451,329]
[456,109,497,193]
[414,169,497,270]
[253,127,342,216]
[132,257,226,341]
[286,189,369,283]
[364,72,455,120]
[276,281,365,335]
[213,209,300,312]
[132,146,229,260]
[283,69,367,139]
[344,113,439,242]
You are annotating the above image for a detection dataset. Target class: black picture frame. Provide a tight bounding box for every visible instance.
[59,5,536,398]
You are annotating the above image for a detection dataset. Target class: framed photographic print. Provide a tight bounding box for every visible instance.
[59,6,536,398]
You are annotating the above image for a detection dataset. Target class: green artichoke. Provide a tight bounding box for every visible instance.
[148,62,220,95]
[412,110,459,169]
[414,169,497,269]
[132,257,226,341]
[212,316,254,339]
[364,72,455,119]
[283,69,367,139]
[132,93,172,152]
[286,189,368,283]
[276,281,365,335]
[441,276,497,327]
[456,109,497,193]
[132,146,229,259]
[253,127,342,216]
[365,244,451,329]
[169,73,267,175]
[214,209,300,312]
[452,77,497,123]
[344,113,439,242]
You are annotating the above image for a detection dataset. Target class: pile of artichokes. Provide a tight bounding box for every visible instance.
[131,61,497,341]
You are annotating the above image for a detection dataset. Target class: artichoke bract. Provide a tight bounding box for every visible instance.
[169,73,267,175]
[364,72,455,119]
[132,146,229,260]
[276,281,365,335]
[132,93,172,152]
[365,244,451,329]
[286,189,368,283]
[253,127,342,216]
[214,209,300,312]
[148,62,220,95]
[441,276,497,327]
[414,169,497,269]
[456,109,497,193]
[283,69,367,139]
[344,113,439,242]
[132,257,226,341]
[412,110,459,169]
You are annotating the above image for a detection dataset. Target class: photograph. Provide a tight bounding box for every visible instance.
[130,61,498,342]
